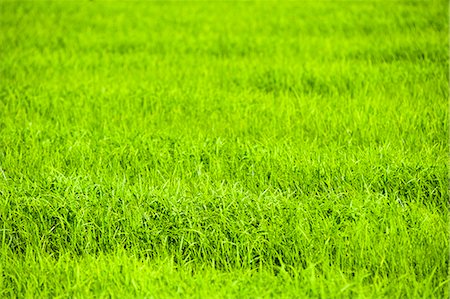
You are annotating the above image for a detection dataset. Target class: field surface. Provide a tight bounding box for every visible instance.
[0,0,449,298]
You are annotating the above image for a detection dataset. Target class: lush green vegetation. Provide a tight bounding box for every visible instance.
[0,0,448,297]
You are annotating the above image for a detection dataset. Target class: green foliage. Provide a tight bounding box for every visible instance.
[0,0,448,298]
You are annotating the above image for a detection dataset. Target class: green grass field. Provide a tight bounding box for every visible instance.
[0,0,448,298]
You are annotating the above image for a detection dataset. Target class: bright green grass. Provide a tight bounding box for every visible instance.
[0,0,448,298]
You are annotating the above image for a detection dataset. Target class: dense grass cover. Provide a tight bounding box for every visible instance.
[0,0,448,297]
